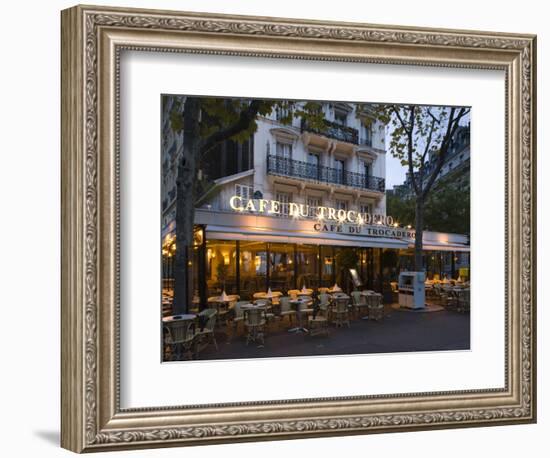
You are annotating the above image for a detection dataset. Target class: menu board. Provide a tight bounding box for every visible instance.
[349,268,363,288]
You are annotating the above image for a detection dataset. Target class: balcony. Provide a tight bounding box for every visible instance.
[301,119,359,145]
[266,155,385,193]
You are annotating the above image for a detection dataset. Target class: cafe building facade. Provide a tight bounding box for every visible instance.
[161,100,470,302]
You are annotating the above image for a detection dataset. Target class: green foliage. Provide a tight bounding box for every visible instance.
[167,96,334,147]
[386,193,416,228]
[335,248,359,270]
[423,176,470,234]
[387,174,470,235]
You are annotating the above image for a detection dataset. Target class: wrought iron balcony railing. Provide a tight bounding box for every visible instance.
[301,119,359,145]
[266,155,385,192]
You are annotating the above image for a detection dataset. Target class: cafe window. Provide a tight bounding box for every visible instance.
[276,142,292,159]
[320,246,335,287]
[361,123,372,146]
[269,242,295,291]
[307,196,322,217]
[239,241,267,299]
[336,199,348,211]
[362,161,371,188]
[276,191,291,216]
[235,183,253,201]
[360,203,373,215]
[362,160,371,177]
[206,240,238,297]
[334,158,345,184]
[296,244,319,289]
[307,152,320,180]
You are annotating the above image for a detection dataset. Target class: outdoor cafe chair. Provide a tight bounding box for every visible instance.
[228,301,249,338]
[195,308,218,356]
[367,294,384,321]
[318,292,332,320]
[278,296,296,327]
[308,303,330,337]
[244,307,267,345]
[318,292,332,306]
[456,289,470,313]
[298,298,314,318]
[163,320,196,361]
[332,297,351,328]
[351,290,368,319]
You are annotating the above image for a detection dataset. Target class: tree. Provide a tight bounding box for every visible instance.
[378,105,470,270]
[422,174,470,235]
[387,172,470,235]
[167,97,328,314]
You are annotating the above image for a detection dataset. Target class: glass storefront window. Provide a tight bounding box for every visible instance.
[206,240,237,297]
[192,234,470,304]
[296,244,319,289]
[239,241,267,299]
[269,242,295,292]
[320,246,335,287]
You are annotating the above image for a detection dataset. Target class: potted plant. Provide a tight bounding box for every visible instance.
[216,262,229,294]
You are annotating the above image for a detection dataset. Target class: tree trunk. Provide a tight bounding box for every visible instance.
[172,98,201,315]
[414,196,424,272]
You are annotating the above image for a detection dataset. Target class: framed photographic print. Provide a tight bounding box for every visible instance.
[61,4,537,453]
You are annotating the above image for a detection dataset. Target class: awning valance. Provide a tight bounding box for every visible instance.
[417,242,470,252]
[205,225,409,249]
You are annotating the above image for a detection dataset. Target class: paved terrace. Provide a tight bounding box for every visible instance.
[180,305,470,361]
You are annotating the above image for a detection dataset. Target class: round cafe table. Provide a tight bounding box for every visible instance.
[240,303,266,310]
[288,297,312,333]
[162,313,196,323]
[327,287,344,294]
[253,291,281,305]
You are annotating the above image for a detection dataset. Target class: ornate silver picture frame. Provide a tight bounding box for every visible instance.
[61,4,536,453]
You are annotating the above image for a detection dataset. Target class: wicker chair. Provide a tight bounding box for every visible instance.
[195,308,218,356]
[228,301,249,339]
[318,293,332,322]
[351,291,368,319]
[367,294,384,321]
[297,298,314,325]
[308,304,330,337]
[456,289,470,313]
[332,297,351,328]
[163,320,196,361]
[278,296,296,327]
[244,307,267,345]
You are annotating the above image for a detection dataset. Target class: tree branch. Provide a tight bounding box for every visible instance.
[421,107,469,199]
[392,105,411,135]
[405,106,420,196]
[421,116,437,165]
[199,100,263,155]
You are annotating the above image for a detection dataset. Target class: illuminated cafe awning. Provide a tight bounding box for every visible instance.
[205,225,409,250]
[416,242,470,252]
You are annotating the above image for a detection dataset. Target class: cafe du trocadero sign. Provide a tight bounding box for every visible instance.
[229,195,416,239]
